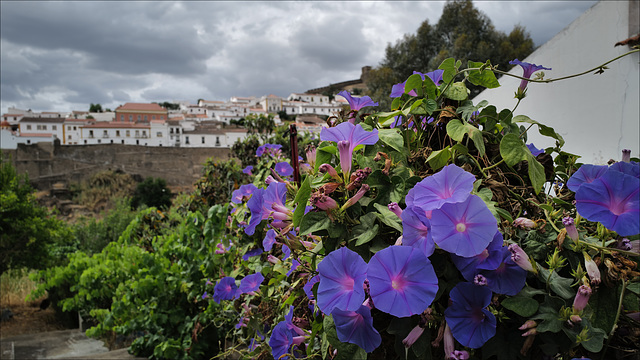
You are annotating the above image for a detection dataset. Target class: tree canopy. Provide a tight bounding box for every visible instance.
[366,0,535,107]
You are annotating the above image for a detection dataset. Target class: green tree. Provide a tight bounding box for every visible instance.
[244,113,276,143]
[131,177,173,210]
[369,0,534,101]
[89,103,103,112]
[0,153,73,275]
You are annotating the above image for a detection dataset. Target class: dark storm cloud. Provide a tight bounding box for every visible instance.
[1,1,601,114]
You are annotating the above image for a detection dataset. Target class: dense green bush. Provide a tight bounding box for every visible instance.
[131,177,173,210]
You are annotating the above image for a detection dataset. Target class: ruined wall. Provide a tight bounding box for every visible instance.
[8,142,232,190]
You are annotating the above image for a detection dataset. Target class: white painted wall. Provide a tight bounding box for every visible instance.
[474,1,639,164]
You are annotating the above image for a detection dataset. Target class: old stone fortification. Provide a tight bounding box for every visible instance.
[4,142,231,190]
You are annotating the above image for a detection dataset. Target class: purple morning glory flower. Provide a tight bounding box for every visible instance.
[231,184,258,204]
[304,275,320,300]
[320,122,379,176]
[414,70,445,86]
[269,321,293,360]
[282,244,291,260]
[317,247,368,314]
[390,81,418,98]
[430,194,498,257]
[242,165,253,175]
[526,143,544,156]
[401,206,435,258]
[243,247,263,261]
[337,90,378,111]
[245,187,265,235]
[567,164,608,192]
[287,259,300,277]
[239,272,264,294]
[332,305,382,353]
[575,169,640,236]
[509,59,551,92]
[451,231,504,281]
[213,277,238,304]
[479,247,527,296]
[275,162,294,177]
[610,161,640,179]
[444,282,496,349]
[367,246,438,317]
[263,229,277,251]
[405,164,476,211]
[256,143,283,157]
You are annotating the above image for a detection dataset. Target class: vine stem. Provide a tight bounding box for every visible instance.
[493,49,639,84]
[601,279,629,360]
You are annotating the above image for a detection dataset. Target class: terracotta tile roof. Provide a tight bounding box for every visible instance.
[82,122,149,129]
[19,133,53,137]
[115,103,167,112]
[20,117,66,123]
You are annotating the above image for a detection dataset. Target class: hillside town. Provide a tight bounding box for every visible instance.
[0,92,354,149]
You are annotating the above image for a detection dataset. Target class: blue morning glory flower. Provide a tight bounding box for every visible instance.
[242,165,253,175]
[610,161,640,179]
[213,277,238,304]
[526,143,544,156]
[405,164,476,211]
[282,244,291,260]
[269,321,293,360]
[338,90,378,111]
[317,247,368,314]
[256,143,282,157]
[231,183,258,204]
[239,272,264,294]
[479,247,527,296]
[451,231,504,281]
[287,259,300,277]
[242,248,263,261]
[304,275,319,300]
[430,194,498,257]
[444,282,496,349]
[367,246,438,317]
[263,229,277,251]
[509,59,552,92]
[245,187,265,235]
[575,170,640,236]
[401,206,435,258]
[332,305,382,353]
[275,162,294,177]
[320,122,379,176]
[567,164,608,192]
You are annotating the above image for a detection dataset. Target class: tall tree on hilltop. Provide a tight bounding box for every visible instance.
[367,0,535,106]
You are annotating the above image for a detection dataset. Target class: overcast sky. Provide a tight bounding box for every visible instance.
[0,1,598,115]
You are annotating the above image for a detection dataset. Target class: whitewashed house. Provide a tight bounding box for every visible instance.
[474,0,639,164]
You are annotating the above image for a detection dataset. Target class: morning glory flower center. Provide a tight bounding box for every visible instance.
[471,308,486,323]
[391,276,406,290]
[610,198,627,215]
[341,277,355,291]
[456,223,467,232]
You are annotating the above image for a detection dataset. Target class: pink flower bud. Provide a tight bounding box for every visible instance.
[451,350,470,360]
[319,163,341,181]
[508,244,535,272]
[519,320,537,330]
[444,324,455,360]
[388,202,403,218]
[341,184,370,211]
[573,284,592,312]
[402,325,425,348]
[562,217,579,241]
[583,252,601,286]
[570,314,582,324]
[514,217,537,229]
[622,149,631,162]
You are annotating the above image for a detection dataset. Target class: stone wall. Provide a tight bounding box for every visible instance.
[6,142,231,190]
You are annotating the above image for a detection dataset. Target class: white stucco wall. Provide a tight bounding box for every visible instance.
[474,1,639,164]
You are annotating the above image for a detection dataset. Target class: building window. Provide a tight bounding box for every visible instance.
[122,140,124,144]
[129,115,133,121]
[160,116,164,120]
[126,130,130,137]
[103,130,108,138]
[157,132,163,137]
[152,115,156,120]
[89,130,94,138]
[121,115,124,121]
[215,136,220,147]
[144,115,148,122]
[52,125,57,130]
[27,140,31,144]
[84,140,87,144]
[170,128,174,134]
[201,136,205,144]
[97,139,101,144]
[135,130,140,137]
[26,125,32,130]
[142,131,146,137]
[68,126,72,130]
[185,136,190,144]
[73,126,77,130]
[43,125,47,130]
[137,115,141,122]
[37,125,42,130]
[116,130,120,137]
[68,135,72,140]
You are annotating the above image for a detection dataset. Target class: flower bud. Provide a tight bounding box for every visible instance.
[572,284,592,313]
[622,149,631,163]
[514,217,537,230]
[451,350,470,360]
[402,325,425,348]
[508,244,535,272]
[518,320,537,330]
[341,184,369,211]
[443,324,455,360]
[583,252,601,286]
[388,202,403,218]
[319,163,341,181]
[562,217,579,241]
